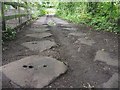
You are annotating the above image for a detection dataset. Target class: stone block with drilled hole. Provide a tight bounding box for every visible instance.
[1,56,67,88]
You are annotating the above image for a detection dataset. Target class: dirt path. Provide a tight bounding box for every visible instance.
[2,16,118,88]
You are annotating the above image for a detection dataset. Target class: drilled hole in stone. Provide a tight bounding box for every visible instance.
[29,66,34,68]
[32,42,37,44]
[43,65,47,67]
[43,24,48,25]
[23,65,27,68]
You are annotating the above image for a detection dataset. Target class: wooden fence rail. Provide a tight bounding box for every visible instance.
[1,2,32,31]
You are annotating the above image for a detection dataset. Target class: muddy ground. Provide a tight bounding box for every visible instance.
[2,16,119,88]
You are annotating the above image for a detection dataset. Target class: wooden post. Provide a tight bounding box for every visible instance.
[1,2,6,31]
[18,0,21,24]
[26,3,29,20]
[18,5,21,24]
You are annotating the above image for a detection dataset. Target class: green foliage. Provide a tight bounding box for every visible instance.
[39,8,46,16]
[57,2,120,33]
[2,26,16,41]
[31,3,46,18]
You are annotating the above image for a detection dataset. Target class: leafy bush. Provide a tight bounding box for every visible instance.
[56,2,119,33]
[2,26,16,41]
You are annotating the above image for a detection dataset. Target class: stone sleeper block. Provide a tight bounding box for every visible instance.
[26,33,52,39]
[22,40,56,52]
